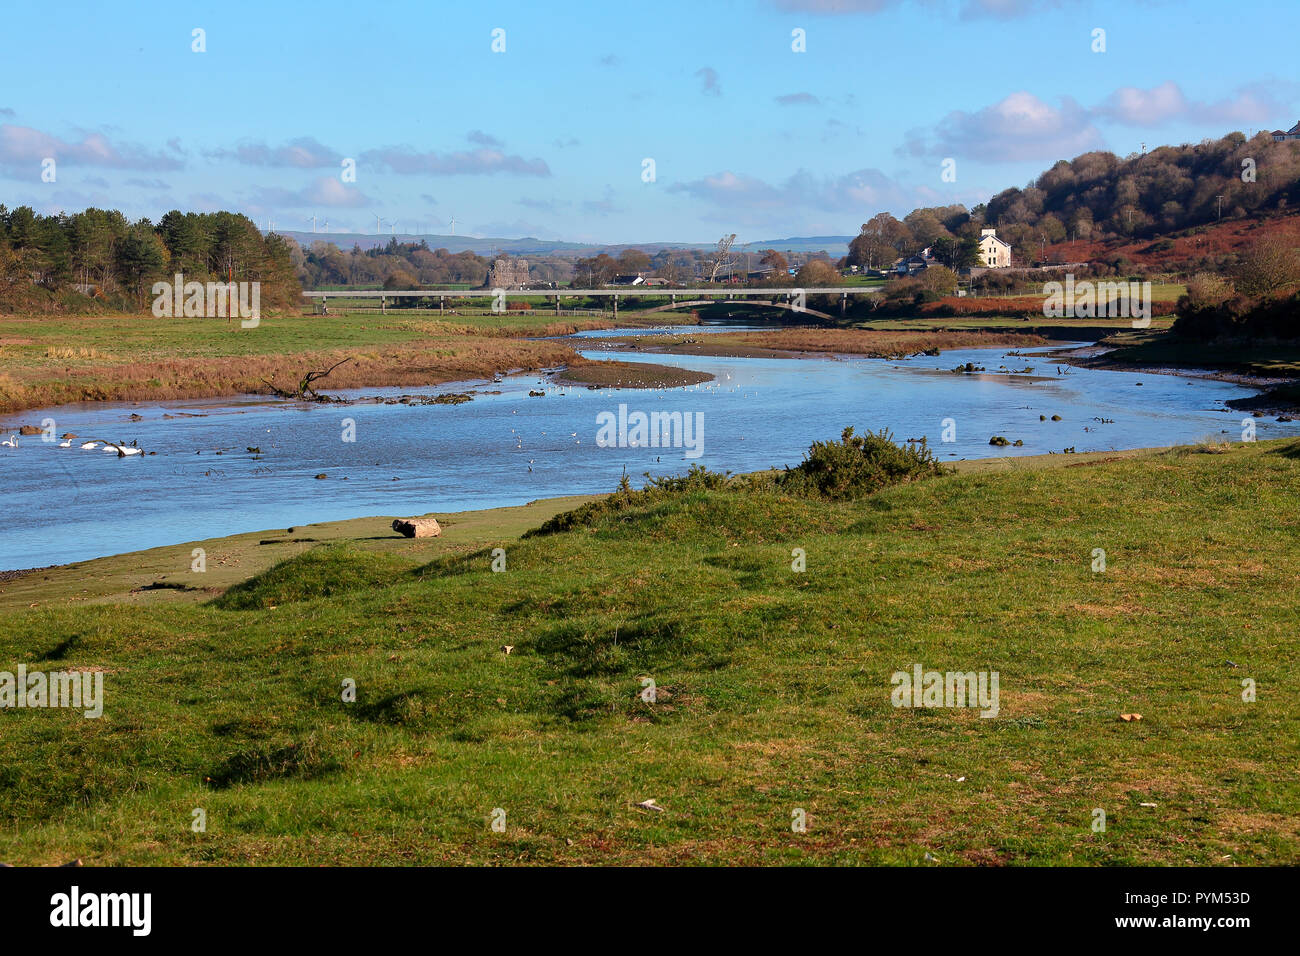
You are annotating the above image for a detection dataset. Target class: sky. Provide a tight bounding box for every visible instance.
[1,0,1298,245]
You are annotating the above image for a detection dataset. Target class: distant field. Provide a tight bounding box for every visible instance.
[966,282,1186,302]
[852,315,1175,335]
[1,439,1296,865]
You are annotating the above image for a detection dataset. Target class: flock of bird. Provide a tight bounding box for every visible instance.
[0,435,143,456]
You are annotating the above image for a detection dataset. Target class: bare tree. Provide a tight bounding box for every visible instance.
[706,234,738,283]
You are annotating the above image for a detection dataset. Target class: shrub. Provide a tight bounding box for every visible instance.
[527,429,951,536]
[526,464,733,536]
[775,426,948,500]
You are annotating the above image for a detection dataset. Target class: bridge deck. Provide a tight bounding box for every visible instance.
[301,287,877,298]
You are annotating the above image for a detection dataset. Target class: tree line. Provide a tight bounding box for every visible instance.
[0,206,300,312]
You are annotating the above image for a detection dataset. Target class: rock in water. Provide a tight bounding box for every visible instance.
[392,518,442,538]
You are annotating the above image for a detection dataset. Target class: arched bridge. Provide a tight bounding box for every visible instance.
[302,286,877,319]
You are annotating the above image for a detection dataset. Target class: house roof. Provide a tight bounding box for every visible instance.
[979,234,1011,248]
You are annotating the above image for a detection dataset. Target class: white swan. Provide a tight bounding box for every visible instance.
[90,439,144,458]
[58,439,72,447]
[0,435,16,448]
[80,441,100,449]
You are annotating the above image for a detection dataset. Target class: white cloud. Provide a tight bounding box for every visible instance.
[360,146,550,176]
[776,92,821,106]
[770,0,1079,18]
[901,92,1104,162]
[248,176,370,209]
[1093,81,1295,127]
[0,124,183,171]
[207,137,341,168]
[668,167,933,227]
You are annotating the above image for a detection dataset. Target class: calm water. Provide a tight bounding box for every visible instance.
[0,334,1287,569]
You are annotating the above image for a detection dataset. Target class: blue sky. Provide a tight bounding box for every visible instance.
[2,0,1297,244]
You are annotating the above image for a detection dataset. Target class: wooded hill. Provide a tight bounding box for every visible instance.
[848,130,1300,270]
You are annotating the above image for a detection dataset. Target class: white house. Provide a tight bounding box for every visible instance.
[977,228,1012,268]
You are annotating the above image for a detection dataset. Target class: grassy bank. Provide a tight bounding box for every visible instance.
[1091,328,1300,379]
[0,311,635,415]
[591,328,1051,360]
[1,439,1296,865]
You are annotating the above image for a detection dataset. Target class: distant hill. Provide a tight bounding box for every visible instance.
[274,231,852,258]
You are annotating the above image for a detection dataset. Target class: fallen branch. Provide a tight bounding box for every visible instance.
[299,357,354,400]
[262,357,354,401]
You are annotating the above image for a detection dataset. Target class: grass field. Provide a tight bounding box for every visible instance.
[0,311,631,415]
[1,438,1296,866]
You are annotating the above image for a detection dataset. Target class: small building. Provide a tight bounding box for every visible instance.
[611,274,645,286]
[892,250,936,276]
[977,229,1012,269]
[1271,122,1300,142]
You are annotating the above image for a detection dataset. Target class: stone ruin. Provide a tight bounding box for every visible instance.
[484,257,529,289]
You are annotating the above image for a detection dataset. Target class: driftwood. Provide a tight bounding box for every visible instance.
[262,357,354,401]
[392,518,441,538]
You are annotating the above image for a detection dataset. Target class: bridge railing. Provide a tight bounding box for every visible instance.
[300,287,880,298]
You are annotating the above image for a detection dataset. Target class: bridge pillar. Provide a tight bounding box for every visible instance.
[381,295,387,315]
[555,295,561,315]
[841,291,847,315]
[613,294,618,318]
[439,295,444,315]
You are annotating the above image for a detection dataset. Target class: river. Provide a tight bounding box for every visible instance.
[0,330,1288,569]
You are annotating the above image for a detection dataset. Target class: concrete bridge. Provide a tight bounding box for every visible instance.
[637,298,836,320]
[301,286,877,318]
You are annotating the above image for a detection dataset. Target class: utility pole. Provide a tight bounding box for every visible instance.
[1216,195,1224,220]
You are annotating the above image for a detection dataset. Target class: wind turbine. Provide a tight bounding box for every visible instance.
[448,216,456,236]
[307,215,318,233]
[375,213,386,235]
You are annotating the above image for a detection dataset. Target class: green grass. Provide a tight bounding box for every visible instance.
[0,310,614,366]
[1,441,1297,865]
[1099,329,1300,378]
